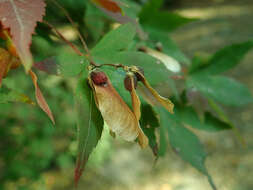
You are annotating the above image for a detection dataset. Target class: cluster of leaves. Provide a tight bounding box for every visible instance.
[0,0,253,189]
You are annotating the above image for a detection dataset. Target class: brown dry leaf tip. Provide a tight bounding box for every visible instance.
[88,70,148,148]
[132,66,174,114]
[29,70,55,125]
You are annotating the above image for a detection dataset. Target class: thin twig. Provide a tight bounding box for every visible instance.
[43,21,84,57]
[50,0,90,55]
[98,63,126,69]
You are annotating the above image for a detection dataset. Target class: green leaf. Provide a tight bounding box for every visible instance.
[91,23,136,56]
[0,86,34,104]
[74,74,104,185]
[187,74,253,106]
[157,107,208,173]
[158,122,167,157]
[85,2,105,41]
[118,0,141,19]
[139,0,163,20]
[207,98,245,146]
[157,107,216,190]
[55,51,87,77]
[142,12,196,32]
[139,0,196,33]
[174,106,232,132]
[147,28,190,64]
[140,104,159,156]
[189,52,211,73]
[198,40,253,75]
[94,51,172,86]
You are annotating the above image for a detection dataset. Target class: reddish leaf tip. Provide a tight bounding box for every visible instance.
[74,160,83,187]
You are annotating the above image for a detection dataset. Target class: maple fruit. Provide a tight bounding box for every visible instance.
[88,71,148,146]
[124,73,137,91]
[90,70,108,86]
[134,66,145,81]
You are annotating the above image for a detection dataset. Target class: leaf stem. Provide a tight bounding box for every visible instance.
[98,63,126,69]
[43,21,84,57]
[49,0,91,56]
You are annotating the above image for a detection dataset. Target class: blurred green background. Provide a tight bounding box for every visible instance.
[1,0,253,190]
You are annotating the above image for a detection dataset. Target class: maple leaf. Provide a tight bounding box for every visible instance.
[0,0,46,72]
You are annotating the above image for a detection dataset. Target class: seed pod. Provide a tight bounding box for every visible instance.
[90,70,108,86]
[124,73,137,91]
[134,67,144,81]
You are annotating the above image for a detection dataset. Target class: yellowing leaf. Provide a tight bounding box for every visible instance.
[145,47,181,73]
[133,67,174,114]
[29,70,55,124]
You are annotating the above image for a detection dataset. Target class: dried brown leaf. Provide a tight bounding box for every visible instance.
[29,70,55,124]
[133,68,174,114]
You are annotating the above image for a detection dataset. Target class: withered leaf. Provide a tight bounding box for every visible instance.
[133,67,174,114]
[145,47,181,73]
[0,0,46,71]
[29,70,55,124]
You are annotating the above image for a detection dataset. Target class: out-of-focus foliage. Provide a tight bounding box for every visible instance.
[0,0,253,189]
